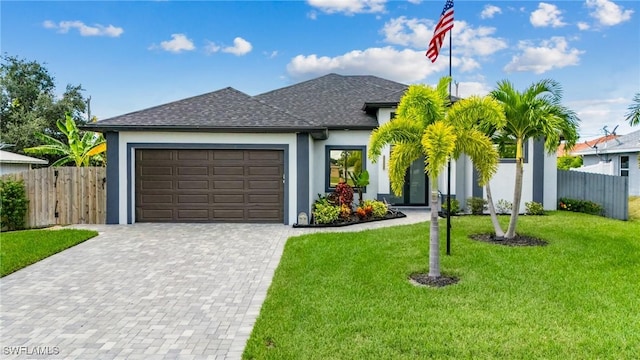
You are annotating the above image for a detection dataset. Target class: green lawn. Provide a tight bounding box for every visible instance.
[0,228,98,277]
[244,212,640,359]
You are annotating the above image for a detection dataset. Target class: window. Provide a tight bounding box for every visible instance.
[621,156,629,177]
[390,112,397,120]
[325,146,366,191]
[494,135,528,163]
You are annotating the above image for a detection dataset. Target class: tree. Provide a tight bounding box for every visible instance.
[626,92,640,127]
[0,54,88,158]
[369,78,503,278]
[557,155,583,170]
[490,79,579,239]
[24,114,105,167]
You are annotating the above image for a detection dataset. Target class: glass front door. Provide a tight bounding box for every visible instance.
[388,157,429,205]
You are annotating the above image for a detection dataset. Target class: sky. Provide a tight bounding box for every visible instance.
[2,0,639,140]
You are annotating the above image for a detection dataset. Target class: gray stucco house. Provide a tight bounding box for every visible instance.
[572,129,640,196]
[86,73,557,225]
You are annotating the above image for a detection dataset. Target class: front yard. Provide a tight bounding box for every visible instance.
[244,211,640,359]
[0,229,98,277]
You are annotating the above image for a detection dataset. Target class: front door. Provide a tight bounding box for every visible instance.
[388,157,429,205]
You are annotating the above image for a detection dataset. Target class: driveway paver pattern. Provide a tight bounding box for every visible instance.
[0,210,426,359]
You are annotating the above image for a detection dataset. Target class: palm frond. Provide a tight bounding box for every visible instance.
[368,118,422,161]
[387,143,423,196]
[422,121,456,179]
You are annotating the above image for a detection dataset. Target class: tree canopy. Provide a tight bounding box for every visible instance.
[0,54,88,160]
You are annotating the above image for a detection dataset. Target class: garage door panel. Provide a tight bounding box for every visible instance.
[248,194,281,204]
[213,166,244,175]
[142,166,173,176]
[140,180,174,190]
[177,180,209,190]
[140,194,173,204]
[247,166,281,176]
[136,149,284,223]
[140,150,174,161]
[213,180,244,189]
[177,209,209,220]
[213,194,244,203]
[177,194,209,204]
[177,166,208,176]
[213,151,245,160]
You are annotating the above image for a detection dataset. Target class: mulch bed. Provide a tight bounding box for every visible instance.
[293,211,406,228]
[409,273,459,288]
[469,233,548,247]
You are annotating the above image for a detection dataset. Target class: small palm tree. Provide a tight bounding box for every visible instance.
[369,78,502,278]
[626,92,640,126]
[490,79,579,239]
[24,114,106,167]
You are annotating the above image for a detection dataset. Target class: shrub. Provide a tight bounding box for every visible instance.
[339,203,352,220]
[467,197,487,215]
[363,200,388,218]
[496,199,513,215]
[0,179,29,231]
[558,198,604,216]
[441,198,460,215]
[334,182,354,208]
[313,202,340,224]
[525,201,545,215]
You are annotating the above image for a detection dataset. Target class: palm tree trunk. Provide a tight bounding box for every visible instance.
[485,182,505,239]
[506,139,524,239]
[429,179,441,278]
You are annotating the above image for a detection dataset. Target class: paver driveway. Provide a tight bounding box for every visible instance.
[0,210,426,359]
[1,223,298,359]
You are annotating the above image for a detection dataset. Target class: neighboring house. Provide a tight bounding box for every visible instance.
[571,129,640,196]
[0,150,48,176]
[557,134,619,157]
[86,73,557,225]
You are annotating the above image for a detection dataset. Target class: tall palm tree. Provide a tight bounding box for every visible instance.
[626,92,640,126]
[24,114,106,167]
[369,78,502,278]
[490,79,579,239]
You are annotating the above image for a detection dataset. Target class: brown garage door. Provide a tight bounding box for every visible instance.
[135,149,284,223]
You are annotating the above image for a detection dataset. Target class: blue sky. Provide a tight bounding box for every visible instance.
[2,0,639,140]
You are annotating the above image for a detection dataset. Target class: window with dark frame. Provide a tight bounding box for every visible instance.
[325,146,366,191]
[621,155,629,177]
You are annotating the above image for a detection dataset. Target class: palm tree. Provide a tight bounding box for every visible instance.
[490,79,579,239]
[24,114,106,167]
[369,78,502,278]
[626,92,640,126]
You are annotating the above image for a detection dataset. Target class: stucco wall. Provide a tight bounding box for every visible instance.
[0,163,30,176]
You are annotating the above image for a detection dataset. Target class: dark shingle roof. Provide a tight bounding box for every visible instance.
[87,87,318,131]
[255,73,407,129]
[86,73,408,132]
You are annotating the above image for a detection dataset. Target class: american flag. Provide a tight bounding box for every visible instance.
[426,0,454,63]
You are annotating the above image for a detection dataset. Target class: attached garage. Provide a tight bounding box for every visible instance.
[135,149,284,223]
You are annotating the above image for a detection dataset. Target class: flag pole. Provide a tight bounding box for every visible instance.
[446,24,452,256]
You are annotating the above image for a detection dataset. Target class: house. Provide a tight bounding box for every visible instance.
[86,73,557,225]
[0,150,48,176]
[571,129,640,196]
[557,134,620,157]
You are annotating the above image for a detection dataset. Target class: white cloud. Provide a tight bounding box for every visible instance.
[307,0,386,14]
[204,41,220,54]
[577,22,591,30]
[407,0,422,4]
[287,47,446,83]
[586,0,633,26]
[568,97,631,139]
[530,3,566,27]
[157,34,195,53]
[455,81,492,98]
[504,37,583,74]
[480,5,502,19]
[381,17,507,58]
[222,37,253,56]
[307,11,318,20]
[42,20,124,37]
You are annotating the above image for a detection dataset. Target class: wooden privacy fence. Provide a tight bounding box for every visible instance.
[1,167,106,228]
[557,169,628,221]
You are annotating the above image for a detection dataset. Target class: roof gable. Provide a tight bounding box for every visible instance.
[255,73,407,129]
[573,129,640,155]
[0,150,48,165]
[90,87,315,130]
